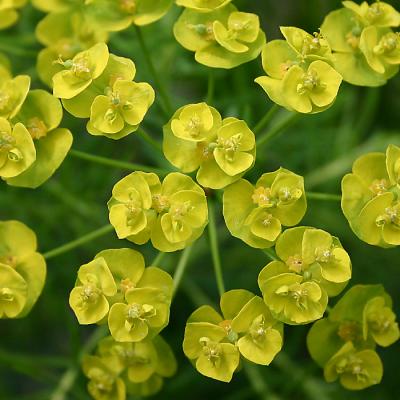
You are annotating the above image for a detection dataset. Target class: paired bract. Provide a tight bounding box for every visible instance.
[258,227,352,325]
[83,334,176,400]
[255,26,343,113]
[183,289,283,382]
[163,102,256,189]
[69,248,173,343]
[342,144,400,247]
[0,220,46,319]
[174,4,266,68]
[108,172,208,252]
[307,285,399,390]
[321,1,400,86]
[52,43,155,140]
[223,168,307,248]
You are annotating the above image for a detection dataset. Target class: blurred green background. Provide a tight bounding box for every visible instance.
[1,0,399,399]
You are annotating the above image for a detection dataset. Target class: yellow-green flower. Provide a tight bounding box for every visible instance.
[174,6,266,69]
[85,0,173,31]
[36,12,108,87]
[82,355,126,400]
[62,53,136,118]
[108,172,208,252]
[307,284,398,369]
[0,72,30,119]
[69,248,173,333]
[362,296,399,347]
[341,144,400,247]
[256,32,342,114]
[104,248,173,342]
[84,334,177,398]
[163,103,255,189]
[0,118,36,179]
[360,27,400,75]
[87,79,154,140]
[0,0,27,30]
[6,89,73,188]
[321,2,399,86]
[223,168,306,248]
[258,227,351,325]
[343,1,400,28]
[324,342,383,390]
[0,220,46,318]
[69,257,118,325]
[52,42,109,99]
[183,290,282,382]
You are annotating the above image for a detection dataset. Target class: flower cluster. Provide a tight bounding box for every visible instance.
[223,168,307,248]
[83,334,177,399]
[108,172,209,252]
[70,248,173,343]
[0,63,72,188]
[0,0,26,30]
[174,3,266,68]
[52,43,155,140]
[307,285,399,390]
[321,1,400,86]
[183,289,283,382]
[258,227,352,325]
[33,0,173,86]
[255,26,343,113]
[0,220,46,319]
[342,144,400,247]
[163,103,256,189]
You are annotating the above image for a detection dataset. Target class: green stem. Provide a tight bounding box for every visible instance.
[208,200,225,296]
[151,252,166,267]
[68,149,169,175]
[43,224,114,260]
[50,326,108,400]
[307,192,341,202]
[263,248,278,261]
[206,70,215,104]
[172,246,193,297]
[256,112,299,149]
[243,363,280,400]
[253,104,279,134]
[136,127,163,153]
[134,26,174,117]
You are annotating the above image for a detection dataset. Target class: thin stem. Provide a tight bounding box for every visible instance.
[172,246,193,297]
[256,112,299,149]
[263,248,278,261]
[206,70,215,104]
[151,252,166,267]
[134,26,174,117]
[243,363,280,400]
[50,326,108,400]
[307,192,341,202]
[43,224,114,260]
[68,149,169,175]
[136,127,163,153]
[253,104,279,134]
[208,200,225,296]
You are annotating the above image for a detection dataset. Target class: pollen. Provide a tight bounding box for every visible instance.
[369,178,389,195]
[26,117,48,140]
